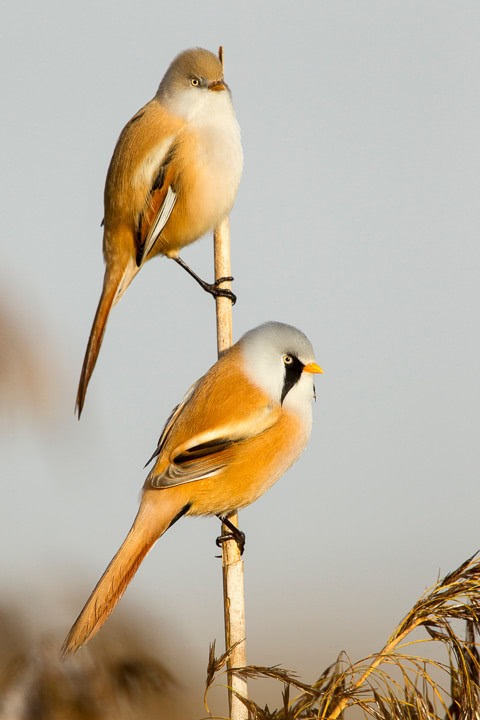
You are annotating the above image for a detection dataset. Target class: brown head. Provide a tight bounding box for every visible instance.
[156,47,227,98]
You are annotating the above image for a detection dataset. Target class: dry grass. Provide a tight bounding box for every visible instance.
[2,553,480,718]
[0,641,173,720]
[0,609,186,720]
[205,553,480,719]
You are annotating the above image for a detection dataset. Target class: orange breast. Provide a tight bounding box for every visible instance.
[145,345,309,517]
[185,409,308,516]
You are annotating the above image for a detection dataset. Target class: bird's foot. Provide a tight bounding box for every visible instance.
[174,257,237,304]
[216,515,245,555]
[205,277,237,304]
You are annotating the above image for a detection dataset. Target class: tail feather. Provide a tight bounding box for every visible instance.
[62,521,155,656]
[76,262,138,417]
[62,495,186,656]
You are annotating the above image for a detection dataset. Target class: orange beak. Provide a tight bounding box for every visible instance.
[303,362,324,375]
[208,79,227,92]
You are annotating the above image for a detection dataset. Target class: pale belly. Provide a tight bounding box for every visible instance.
[161,115,243,253]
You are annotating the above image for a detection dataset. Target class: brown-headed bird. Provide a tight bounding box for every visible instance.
[76,48,243,416]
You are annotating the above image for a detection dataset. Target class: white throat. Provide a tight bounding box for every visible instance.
[164,87,235,126]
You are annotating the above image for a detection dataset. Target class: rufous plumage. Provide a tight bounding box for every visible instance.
[76,47,243,416]
[63,322,323,655]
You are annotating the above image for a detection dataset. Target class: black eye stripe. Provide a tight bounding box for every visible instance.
[281,355,305,403]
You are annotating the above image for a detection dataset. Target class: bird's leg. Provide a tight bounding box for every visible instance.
[216,514,245,555]
[174,256,237,304]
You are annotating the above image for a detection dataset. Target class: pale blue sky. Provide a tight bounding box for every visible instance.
[1,1,479,713]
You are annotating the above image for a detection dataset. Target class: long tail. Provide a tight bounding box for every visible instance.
[76,262,138,418]
[62,492,190,656]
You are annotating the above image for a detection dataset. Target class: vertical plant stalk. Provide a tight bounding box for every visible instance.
[214,212,248,719]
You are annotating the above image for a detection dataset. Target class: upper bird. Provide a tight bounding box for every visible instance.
[76,47,243,417]
[63,322,323,655]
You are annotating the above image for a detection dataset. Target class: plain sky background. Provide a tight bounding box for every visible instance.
[1,0,479,713]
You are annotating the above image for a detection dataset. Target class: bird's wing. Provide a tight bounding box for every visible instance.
[136,149,178,266]
[148,402,280,489]
[144,378,201,468]
[144,346,282,489]
[149,435,238,488]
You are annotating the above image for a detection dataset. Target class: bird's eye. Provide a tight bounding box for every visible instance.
[283,355,294,365]
[191,77,200,87]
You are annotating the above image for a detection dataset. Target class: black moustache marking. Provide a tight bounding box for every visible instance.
[281,355,305,404]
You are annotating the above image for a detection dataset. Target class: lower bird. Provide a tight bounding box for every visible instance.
[63,322,323,655]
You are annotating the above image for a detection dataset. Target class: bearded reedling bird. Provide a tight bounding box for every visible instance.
[76,47,243,417]
[63,322,323,655]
